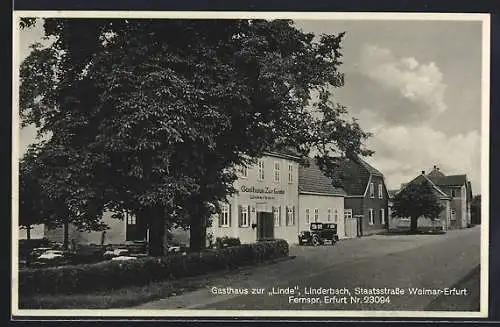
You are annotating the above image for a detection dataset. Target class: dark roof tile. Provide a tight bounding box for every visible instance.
[331,156,371,196]
[431,174,467,187]
[357,157,384,176]
[298,159,346,196]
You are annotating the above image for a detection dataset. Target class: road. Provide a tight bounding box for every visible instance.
[135,226,481,311]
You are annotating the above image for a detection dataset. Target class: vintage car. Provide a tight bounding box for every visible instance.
[298,222,339,246]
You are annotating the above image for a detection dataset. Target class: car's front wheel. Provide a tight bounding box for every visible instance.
[312,236,320,246]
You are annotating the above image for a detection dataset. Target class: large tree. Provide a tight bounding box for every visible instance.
[392,179,444,233]
[471,195,481,225]
[19,18,372,254]
[19,144,108,248]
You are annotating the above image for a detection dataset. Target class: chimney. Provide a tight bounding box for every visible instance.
[433,165,437,169]
[421,170,425,175]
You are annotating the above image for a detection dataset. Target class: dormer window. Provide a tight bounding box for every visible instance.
[369,182,374,198]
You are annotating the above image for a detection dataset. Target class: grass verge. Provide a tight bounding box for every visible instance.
[19,256,295,309]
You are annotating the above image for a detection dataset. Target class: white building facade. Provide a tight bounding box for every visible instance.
[297,159,346,239]
[208,152,301,245]
[35,152,349,247]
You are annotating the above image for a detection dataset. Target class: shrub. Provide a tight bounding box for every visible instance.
[214,236,241,249]
[19,239,289,295]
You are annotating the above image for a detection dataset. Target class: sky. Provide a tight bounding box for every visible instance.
[295,19,483,193]
[16,17,485,194]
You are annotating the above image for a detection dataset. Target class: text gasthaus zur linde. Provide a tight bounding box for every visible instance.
[209,286,469,305]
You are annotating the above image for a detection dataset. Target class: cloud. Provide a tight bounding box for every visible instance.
[348,45,480,193]
[358,44,448,117]
[359,112,481,193]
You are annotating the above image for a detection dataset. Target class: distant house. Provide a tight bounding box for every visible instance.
[298,158,348,239]
[335,156,389,237]
[18,224,45,240]
[389,166,472,231]
[427,165,472,229]
[389,171,451,231]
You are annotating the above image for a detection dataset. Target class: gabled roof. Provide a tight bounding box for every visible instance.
[430,174,467,187]
[356,157,384,177]
[331,157,370,196]
[332,155,385,196]
[427,168,446,179]
[298,158,346,196]
[388,190,399,199]
[397,173,451,200]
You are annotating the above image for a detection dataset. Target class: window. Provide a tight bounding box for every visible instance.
[327,209,332,222]
[240,205,249,227]
[221,204,230,227]
[451,189,457,197]
[451,209,456,221]
[369,182,374,198]
[314,209,319,222]
[369,209,374,225]
[334,209,339,222]
[258,160,265,180]
[380,208,385,225]
[288,164,293,183]
[240,166,248,178]
[286,206,295,226]
[126,212,136,225]
[274,161,280,182]
[344,209,353,220]
[378,184,383,199]
[305,209,310,224]
[273,206,281,227]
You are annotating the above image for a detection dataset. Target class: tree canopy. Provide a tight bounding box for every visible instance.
[392,178,444,232]
[19,18,373,253]
[471,194,481,225]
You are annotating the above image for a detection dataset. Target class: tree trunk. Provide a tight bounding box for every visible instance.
[410,216,418,234]
[63,220,69,250]
[189,202,207,253]
[26,225,31,240]
[145,207,165,257]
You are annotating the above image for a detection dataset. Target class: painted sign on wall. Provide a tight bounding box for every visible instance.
[240,185,285,195]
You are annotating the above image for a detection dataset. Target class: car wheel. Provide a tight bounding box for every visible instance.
[312,236,320,246]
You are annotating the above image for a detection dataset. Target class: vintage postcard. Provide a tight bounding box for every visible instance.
[11,11,490,319]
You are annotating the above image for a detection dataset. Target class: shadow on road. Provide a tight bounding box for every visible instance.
[425,265,481,311]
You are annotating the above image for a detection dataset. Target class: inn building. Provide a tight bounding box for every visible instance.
[27,151,352,247]
[208,151,301,244]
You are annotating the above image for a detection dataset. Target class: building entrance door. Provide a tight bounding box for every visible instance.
[126,212,147,241]
[256,211,275,240]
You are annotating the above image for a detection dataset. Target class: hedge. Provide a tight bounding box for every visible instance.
[19,239,289,295]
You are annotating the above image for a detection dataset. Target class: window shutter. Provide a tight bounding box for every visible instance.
[218,211,222,227]
[285,206,289,226]
[279,206,282,226]
[238,205,242,227]
[293,206,296,225]
[228,204,232,227]
[247,205,251,226]
[272,206,276,226]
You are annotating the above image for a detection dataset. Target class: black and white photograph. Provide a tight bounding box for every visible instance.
[12,11,489,318]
